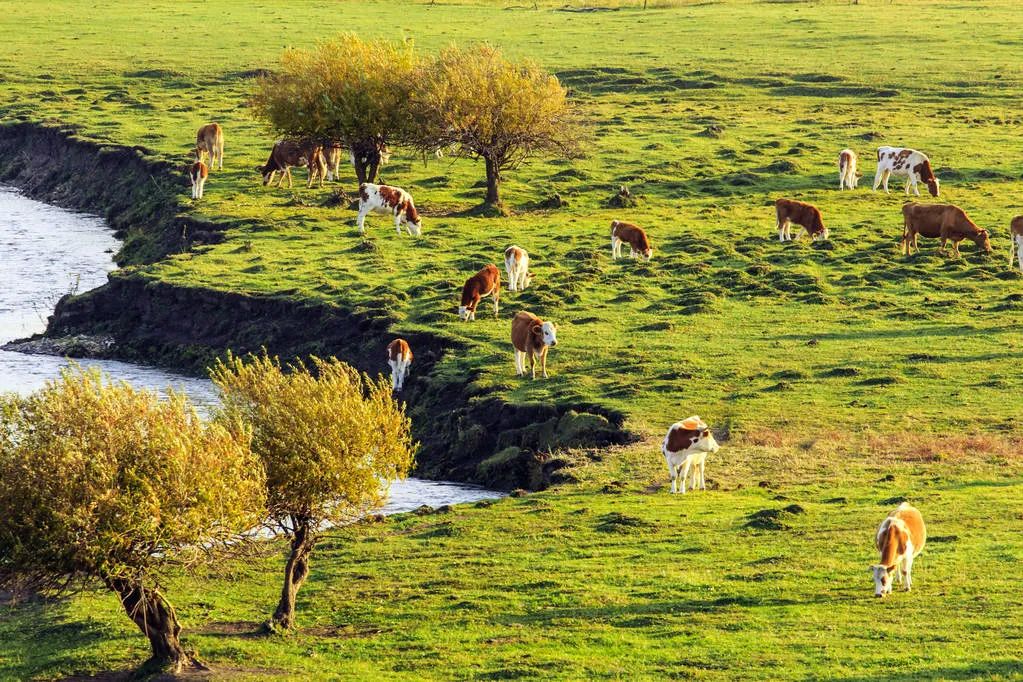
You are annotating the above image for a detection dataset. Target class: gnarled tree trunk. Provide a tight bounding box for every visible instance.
[106,577,191,673]
[484,155,502,206]
[271,517,315,630]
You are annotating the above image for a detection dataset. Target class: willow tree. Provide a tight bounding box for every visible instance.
[210,353,415,631]
[413,44,580,208]
[251,35,420,184]
[0,368,264,673]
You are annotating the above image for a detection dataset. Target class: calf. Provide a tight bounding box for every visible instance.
[504,246,533,292]
[195,123,224,171]
[459,265,501,321]
[902,202,992,257]
[662,416,720,494]
[872,502,926,597]
[775,198,828,242]
[873,146,939,197]
[610,220,653,260]
[511,311,558,379]
[357,183,422,236]
[189,160,208,200]
[1009,216,1023,272]
[838,148,860,190]
[324,141,344,182]
[260,140,326,189]
[387,338,413,392]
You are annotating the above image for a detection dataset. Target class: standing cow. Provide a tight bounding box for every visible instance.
[195,123,224,171]
[1009,216,1023,272]
[387,338,413,392]
[459,265,501,321]
[504,246,533,292]
[357,183,422,236]
[323,141,344,182]
[511,311,558,379]
[775,198,828,241]
[901,202,992,257]
[838,148,860,190]
[260,139,326,189]
[662,416,720,494]
[610,220,653,260]
[873,147,939,197]
[872,502,927,597]
[189,160,208,200]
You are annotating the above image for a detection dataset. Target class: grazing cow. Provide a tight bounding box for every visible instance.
[901,202,992,257]
[387,338,413,392]
[324,141,344,182]
[260,140,326,189]
[195,123,224,171]
[357,183,422,236]
[188,160,208,200]
[662,416,721,494]
[872,502,927,598]
[504,246,533,292]
[873,146,939,197]
[838,148,861,190]
[511,311,558,379]
[1009,216,1023,272]
[459,264,501,321]
[610,220,653,260]
[775,198,828,242]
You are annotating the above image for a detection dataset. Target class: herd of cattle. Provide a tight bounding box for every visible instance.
[187,124,1019,597]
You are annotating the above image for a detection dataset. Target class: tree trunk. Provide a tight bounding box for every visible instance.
[106,578,192,673]
[351,139,383,185]
[484,155,502,206]
[270,518,315,630]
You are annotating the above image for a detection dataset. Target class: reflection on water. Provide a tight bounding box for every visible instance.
[0,185,503,511]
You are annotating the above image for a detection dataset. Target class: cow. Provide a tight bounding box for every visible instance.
[872,502,926,598]
[260,139,326,189]
[662,416,721,494]
[504,246,533,292]
[459,265,501,321]
[324,141,344,182]
[901,202,992,257]
[511,311,558,380]
[1009,216,1023,272]
[357,183,422,236]
[775,198,828,242]
[188,160,208,200]
[610,220,653,260]
[194,123,224,171]
[873,146,940,197]
[838,148,860,190]
[387,338,413,392]
[349,143,391,180]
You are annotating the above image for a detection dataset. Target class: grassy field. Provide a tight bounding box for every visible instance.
[3,0,1023,678]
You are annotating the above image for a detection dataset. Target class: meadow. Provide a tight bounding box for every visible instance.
[2,0,1023,678]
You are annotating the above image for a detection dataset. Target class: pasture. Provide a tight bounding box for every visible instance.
[3,0,1023,678]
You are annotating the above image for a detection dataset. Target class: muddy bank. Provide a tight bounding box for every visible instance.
[0,122,632,489]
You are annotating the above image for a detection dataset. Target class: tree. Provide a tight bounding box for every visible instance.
[0,368,265,673]
[209,353,415,631]
[412,44,580,208]
[251,35,420,184]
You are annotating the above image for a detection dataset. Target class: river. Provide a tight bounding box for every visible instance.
[0,185,500,512]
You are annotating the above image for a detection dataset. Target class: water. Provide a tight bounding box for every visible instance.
[0,185,501,510]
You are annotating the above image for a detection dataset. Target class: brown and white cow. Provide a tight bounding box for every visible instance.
[504,246,533,292]
[260,139,326,189]
[872,502,926,597]
[511,311,558,380]
[1009,216,1023,272]
[195,123,224,171]
[323,141,344,182]
[357,183,422,236]
[610,220,653,260]
[838,148,861,190]
[459,265,501,321]
[901,202,992,257]
[387,338,413,392]
[662,416,721,494]
[776,198,828,242]
[189,160,208,200]
[873,147,939,197]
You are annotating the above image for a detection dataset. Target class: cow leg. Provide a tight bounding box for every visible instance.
[198,178,205,199]
[903,554,914,591]
[793,227,807,241]
[872,168,883,191]
[507,269,516,292]
[777,219,787,242]
[540,346,549,379]
[493,290,499,319]
[394,214,403,235]
[357,210,368,234]
[1016,236,1023,272]
[882,170,891,193]
[611,236,619,260]
[698,459,706,490]
[679,459,692,494]
[388,360,398,391]
[529,351,537,380]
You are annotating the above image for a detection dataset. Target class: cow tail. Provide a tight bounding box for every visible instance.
[610,219,619,237]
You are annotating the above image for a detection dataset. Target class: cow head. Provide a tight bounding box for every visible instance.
[640,246,654,260]
[531,321,558,347]
[871,564,895,597]
[193,146,205,162]
[974,229,993,253]
[693,428,720,454]
[405,205,423,237]
[458,303,474,321]
[926,177,940,197]
[523,271,535,288]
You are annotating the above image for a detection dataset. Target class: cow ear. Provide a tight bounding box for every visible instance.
[531,324,542,335]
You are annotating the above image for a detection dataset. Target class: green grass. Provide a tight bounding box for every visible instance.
[4,0,1023,678]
